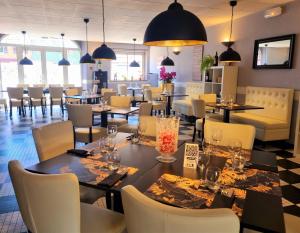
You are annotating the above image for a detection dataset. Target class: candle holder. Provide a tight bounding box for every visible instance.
[156,117,180,163]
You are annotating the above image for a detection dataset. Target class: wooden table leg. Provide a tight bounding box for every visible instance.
[223,109,230,123]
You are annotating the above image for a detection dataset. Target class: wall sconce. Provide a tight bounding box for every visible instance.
[173,48,181,55]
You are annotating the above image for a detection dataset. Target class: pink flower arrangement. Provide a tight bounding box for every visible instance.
[160,66,176,83]
[158,131,177,154]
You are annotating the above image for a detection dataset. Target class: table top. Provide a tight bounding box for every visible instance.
[160,93,188,97]
[92,105,139,115]
[127,87,142,91]
[66,94,102,99]
[206,103,264,111]
[26,136,284,233]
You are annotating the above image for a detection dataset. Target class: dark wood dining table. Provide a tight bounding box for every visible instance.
[206,103,264,123]
[66,94,102,104]
[26,133,285,233]
[161,93,189,116]
[92,106,139,127]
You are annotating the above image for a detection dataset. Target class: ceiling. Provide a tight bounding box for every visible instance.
[0,0,293,44]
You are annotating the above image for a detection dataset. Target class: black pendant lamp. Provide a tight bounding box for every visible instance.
[161,48,174,66]
[19,31,33,65]
[80,18,95,64]
[219,1,241,63]
[129,38,140,67]
[144,0,207,47]
[92,0,116,60]
[58,33,70,66]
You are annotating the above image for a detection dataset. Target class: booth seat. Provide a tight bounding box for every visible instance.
[172,83,216,116]
[231,86,294,141]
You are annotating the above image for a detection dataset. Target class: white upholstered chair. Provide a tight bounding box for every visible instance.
[101,88,114,95]
[117,84,128,96]
[121,185,239,233]
[103,91,117,105]
[118,103,152,133]
[65,87,82,104]
[49,86,64,116]
[63,83,75,89]
[204,120,256,150]
[8,160,125,233]
[32,120,105,204]
[67,104,106,143]
[109,96,132,126]
[139,116,157,137]
[144,89,166,115]
[0,98,7,112]
[191,99,206,141]
[28,87,46,116]
[7,87,26,118]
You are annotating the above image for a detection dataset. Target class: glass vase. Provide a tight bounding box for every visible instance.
[156,117,180,163]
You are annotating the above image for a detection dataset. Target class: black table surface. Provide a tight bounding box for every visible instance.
[160,93,188,97]
[66,94,102,99]
[206,103,264,111]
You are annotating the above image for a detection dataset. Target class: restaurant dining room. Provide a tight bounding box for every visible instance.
[0,0,300,232]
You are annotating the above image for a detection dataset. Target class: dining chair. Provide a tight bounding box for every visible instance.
[139,116,157,137]
[49,86,64,116]
[0,98,7,112]
[118,103,153,133]
[67,104,106,143]
[33,84,46,88]
[101,88,114,95]
[32,120,106,204]
[65,87,82,104]
[49,84,62,87]
[8,160,126,233]
[121,185,239,233]
[109,96,132,126]
[117,84,128,96]
[103,91,117,105]
[200,93,217,112]
[7,87,26,118]
[144,89,166,115]
[28,87,47,116]
[204,120,256,150]
[63,83,75,89]
[191,99,206,142]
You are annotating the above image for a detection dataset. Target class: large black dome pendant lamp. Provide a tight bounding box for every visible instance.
[161,47,174,66]
[129,38,140,67]
[219,0,241,63]
[58,33,70,66]
[19,31,33,65]
[80,18,95,64]
[92,0,116,60]
[144,0,207,47]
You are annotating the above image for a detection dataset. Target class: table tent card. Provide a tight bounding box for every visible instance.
[183,143,199,169]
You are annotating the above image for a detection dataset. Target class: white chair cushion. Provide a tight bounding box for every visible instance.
[80,203,125,233]
[195,119,203,130]
[231,112,288,130]
[172,99,193,116]
[75,127,106,143]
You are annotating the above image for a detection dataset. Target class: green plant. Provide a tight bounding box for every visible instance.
[201,55,214,73]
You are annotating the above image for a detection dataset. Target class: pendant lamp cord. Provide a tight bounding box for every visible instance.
[85,21,89,51]
[166,47,169,57]
[61,34,65,58]
[102,0,106,44]
[23,32,26,56]
[133,39,136,60]
[229,4,234,43]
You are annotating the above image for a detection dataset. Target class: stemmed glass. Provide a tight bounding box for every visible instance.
[211,129,223,149]
[106,150,121,171]
[232,152,246,173]
[107,125,118,138]
[229,140,242,161]
[197,150,210,179]
[205,166,221,192]
[138,122,147,142]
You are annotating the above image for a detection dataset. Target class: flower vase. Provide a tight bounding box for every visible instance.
[156,117,180,163]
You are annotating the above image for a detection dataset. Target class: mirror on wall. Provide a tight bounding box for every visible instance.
[253,34,295,69]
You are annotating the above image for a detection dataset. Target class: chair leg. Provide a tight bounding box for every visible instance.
[192,124,196,142]
[201,118,205,141]
[61,99,64,116]
[89,127,93,143]
[30,100,33,117]
[9,102,12,119]
[50,99,53,116]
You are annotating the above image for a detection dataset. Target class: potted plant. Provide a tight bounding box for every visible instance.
[160,66,176,83]
[201,55,214,81]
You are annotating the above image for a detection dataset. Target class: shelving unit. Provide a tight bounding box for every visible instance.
[294,96,300,157]
[201,66,238,101]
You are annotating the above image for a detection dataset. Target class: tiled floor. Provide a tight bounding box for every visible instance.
[0,106,299,232]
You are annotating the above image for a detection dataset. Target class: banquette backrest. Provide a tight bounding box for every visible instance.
[185,82,204,100]
[245,86,294,124]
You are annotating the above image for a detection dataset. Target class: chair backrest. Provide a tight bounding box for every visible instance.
[28,87,44,99]
[141,84,151,90]
[67,104,93,128]
[101,88,114,95]
[204,120,256,150]
[7,87,23,99]
[8,160,81,233]
[33,84,45,88]
[49,84,62,87]
[17,84,29,89]
[191,99,206,118]
[121,185,239,233]
[199,93,217,103]
[64,84,75,89]
[245,86,294,124]
[32,121,74,162]
[92,84,98,94]
[49,86,63,99]
[111,96,131,108]
[185,82,203,100]
[139,116,157,137]
[144,89,153,101]
[149,87,162,100]
[139,103,152,116]
[118,84,128,96]
[103,91,117,105]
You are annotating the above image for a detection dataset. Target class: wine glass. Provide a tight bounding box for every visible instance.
[107,125,118,138]
[99,137,108,154]
[212,129,223,147]
[205,166,221,192]
[197,150,210,179]
[201,138,212,155]
[138,122,147,142]
[106,150,121,171]
[131,129,139,144]
[232,152,246,173]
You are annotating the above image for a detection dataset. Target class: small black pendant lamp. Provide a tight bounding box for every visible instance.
[92,0,116,60]
[219,0,241,63]
[129,38,140,67]
[144,0,207,47]
[80,18,95,64]
[161,48,174,66]
[58,33,70,66]
[19,31,33,65]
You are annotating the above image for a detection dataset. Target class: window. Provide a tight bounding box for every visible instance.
[23,51,43,85]
[46,51,64,85]
[0,46,18,90]
[111,53,144,81]
[67,50,81,86]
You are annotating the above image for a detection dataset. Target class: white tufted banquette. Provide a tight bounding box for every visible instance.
[231,86,294,141]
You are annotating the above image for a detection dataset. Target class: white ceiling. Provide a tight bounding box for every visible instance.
[0,0,293,44]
